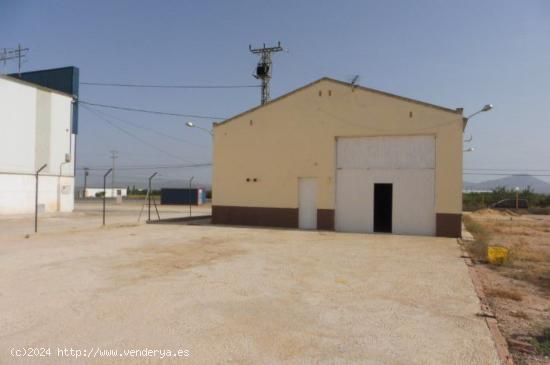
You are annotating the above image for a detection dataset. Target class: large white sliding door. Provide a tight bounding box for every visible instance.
[335,136,436,236]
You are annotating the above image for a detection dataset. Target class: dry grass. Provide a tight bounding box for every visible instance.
[485,287,523,301]
[463,215,490,262]
[509,240,547,263]
[509,310,529,319]
[506,265,550,291]
[466,212,550,363]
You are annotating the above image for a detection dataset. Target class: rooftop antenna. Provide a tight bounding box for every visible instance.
[0,44,29,76]
[249,41,284,105]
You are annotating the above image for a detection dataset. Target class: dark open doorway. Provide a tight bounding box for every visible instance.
[373,183,392,233]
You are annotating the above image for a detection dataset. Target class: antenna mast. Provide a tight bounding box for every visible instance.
[0,44,29,76]
[249,41,283,105]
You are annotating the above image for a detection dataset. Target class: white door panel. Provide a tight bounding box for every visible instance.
[299,178,317,229]
[335,169,372,232]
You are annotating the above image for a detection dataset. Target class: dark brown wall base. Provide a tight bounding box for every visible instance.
[436,213,462,238]
[317,209,335,230]
[213,206,454,237]
[212,206,298,228]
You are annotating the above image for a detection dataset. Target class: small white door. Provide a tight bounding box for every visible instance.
[299,178,317,229]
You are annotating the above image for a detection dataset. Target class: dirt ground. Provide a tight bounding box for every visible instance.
[464,209,550,365]
[0,198,212,239]
[0,205,501,364]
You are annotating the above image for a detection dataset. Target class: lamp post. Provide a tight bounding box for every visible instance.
[466,104,493,120]
[185,121,213,136]
[514,186,520,209]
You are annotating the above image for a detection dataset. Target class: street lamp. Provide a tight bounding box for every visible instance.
[185,121,213,136]
[466,104,493,120]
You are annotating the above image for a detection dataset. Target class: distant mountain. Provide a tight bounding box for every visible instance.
[464,175,550,194]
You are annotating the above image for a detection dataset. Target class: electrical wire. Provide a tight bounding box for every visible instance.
[76,163,211,171]
[81,81,260,89]
[78,100,225,120]
[82,106,195,163]
[464,168,550,172]
[83,105,210,149]
[463,173,550,177]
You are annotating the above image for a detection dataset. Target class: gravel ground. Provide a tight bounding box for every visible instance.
[0,210,500,364]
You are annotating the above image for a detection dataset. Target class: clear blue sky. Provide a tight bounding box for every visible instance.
[2,0,549,187]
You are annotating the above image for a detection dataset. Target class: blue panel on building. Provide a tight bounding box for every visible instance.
[10,67,80,134]
[161,188,203,205]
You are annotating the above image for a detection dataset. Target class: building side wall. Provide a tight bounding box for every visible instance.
[0,174,74,214]
[0,77,75,215]
[50,93,74,175]
[0,78,37,173]
[213,80,463,235]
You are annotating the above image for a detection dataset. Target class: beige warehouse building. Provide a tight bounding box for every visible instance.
[212,78,464,237]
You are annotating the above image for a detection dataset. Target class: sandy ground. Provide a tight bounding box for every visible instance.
[464,210,550,364]
[0,207,500,364]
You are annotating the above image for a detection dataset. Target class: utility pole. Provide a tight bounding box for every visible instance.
[110,150,118,193]
[249,41,283,105]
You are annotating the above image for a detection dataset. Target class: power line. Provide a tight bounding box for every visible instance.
[76,163,211,171]
[464,168,550,172]
[78,100,225,120]
[463,173,550,177]
[81,81,260,89]
[84,105,210,149]
[82,106,193,163]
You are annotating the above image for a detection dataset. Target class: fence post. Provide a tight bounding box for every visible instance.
[35,164,48,233]
[148,172,158,222]
[103,168,113,226]
[189,176,194,217]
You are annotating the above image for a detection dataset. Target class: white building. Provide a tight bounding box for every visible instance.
[0,73,76,215]
[84,188,128,198]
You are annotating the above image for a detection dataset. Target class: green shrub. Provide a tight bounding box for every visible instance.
[532,327,550,356]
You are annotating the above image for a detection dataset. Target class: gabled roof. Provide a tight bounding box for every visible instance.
[215,77,463,127]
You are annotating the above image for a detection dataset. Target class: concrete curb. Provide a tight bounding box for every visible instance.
[458,237,514,365]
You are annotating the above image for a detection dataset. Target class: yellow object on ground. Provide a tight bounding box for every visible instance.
[488,246,509,264]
